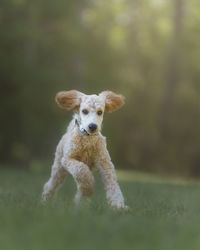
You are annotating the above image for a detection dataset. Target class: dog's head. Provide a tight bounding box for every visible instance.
[55,90,124,135]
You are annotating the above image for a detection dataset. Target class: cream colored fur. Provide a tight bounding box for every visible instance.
[42,90,128,210]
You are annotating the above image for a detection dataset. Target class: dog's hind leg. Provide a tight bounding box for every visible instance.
[42,137,67,202]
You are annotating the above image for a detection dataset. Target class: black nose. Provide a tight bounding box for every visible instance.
[88,123,97,132]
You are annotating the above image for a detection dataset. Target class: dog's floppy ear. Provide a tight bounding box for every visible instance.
[99,91,125,113]
[55,90,83,110]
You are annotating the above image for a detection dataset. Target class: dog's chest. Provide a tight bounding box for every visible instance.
[69,136,99,167]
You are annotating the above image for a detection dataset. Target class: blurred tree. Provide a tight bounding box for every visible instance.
[160,0,183,137]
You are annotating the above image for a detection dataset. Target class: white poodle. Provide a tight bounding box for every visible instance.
[42,90,128,210]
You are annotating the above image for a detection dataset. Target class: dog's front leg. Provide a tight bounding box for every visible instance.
[61,157,94,204]
[96,155,128,210]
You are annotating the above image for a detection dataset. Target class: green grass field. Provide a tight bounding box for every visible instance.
[0,167,200,250]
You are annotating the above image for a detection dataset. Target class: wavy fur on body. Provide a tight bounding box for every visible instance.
[42,90,128,210]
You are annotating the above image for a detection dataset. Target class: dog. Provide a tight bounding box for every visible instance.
[42,90,128,210]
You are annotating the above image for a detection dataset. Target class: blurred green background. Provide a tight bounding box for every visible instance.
[1,0,200,177]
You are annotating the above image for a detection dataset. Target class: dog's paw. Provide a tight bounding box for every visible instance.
[116,205,130,212]
[41,192,50,204]
[122,205,131,212]
[110,202,130,212]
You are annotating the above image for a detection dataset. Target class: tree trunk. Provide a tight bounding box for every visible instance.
[160,0,183,137]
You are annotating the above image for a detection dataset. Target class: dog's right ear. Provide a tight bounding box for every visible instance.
[55,90,83,110]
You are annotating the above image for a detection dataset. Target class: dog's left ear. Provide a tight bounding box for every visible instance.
[99,91,125,113]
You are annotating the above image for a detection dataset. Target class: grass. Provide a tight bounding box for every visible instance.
[0,167,200,250]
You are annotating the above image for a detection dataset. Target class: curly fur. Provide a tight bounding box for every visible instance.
[42,90,128,210]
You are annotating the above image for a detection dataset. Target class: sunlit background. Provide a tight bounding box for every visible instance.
[1,0,200,178]
[2,1,200,250]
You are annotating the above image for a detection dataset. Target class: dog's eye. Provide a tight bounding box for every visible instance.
[97,110,103,116]
[82,109,89,115]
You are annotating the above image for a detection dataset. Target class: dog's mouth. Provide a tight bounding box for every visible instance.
[81,128,90,136]
[83,128,99,136]
[75,119,98,136]
[86,130,99,136]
